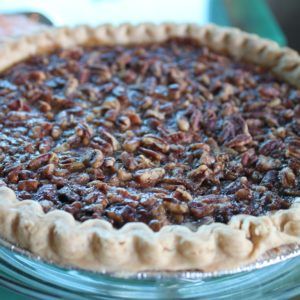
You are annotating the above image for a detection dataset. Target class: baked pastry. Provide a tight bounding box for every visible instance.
[0,24,299,273]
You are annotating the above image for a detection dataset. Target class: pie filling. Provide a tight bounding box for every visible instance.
[0,38,299,231]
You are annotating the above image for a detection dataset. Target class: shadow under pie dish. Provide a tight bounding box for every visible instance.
[0,23,299,273]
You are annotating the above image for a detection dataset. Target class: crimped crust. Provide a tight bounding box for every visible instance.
[0,23,300,272]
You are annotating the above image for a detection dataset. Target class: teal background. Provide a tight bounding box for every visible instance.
[0,286,25,299]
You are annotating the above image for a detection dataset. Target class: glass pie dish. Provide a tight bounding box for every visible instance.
[0,237,300,299]
[0,21,299,299]
[0,1,297,299]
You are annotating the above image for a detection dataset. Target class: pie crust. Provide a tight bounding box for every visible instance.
[0,23,300,273]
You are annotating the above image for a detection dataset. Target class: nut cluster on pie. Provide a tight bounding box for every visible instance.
[0,37,299,232]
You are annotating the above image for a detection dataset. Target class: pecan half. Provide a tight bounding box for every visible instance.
[279,167,296,188]
[134,168,165,186]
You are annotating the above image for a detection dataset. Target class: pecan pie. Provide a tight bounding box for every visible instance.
[0,24,299,272]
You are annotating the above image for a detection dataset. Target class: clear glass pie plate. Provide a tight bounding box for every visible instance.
[0,238,300,300]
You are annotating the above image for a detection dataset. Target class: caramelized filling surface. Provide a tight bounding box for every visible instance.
[0,38,299,231]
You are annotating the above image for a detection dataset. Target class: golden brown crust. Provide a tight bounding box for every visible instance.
[0,23,300,272]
